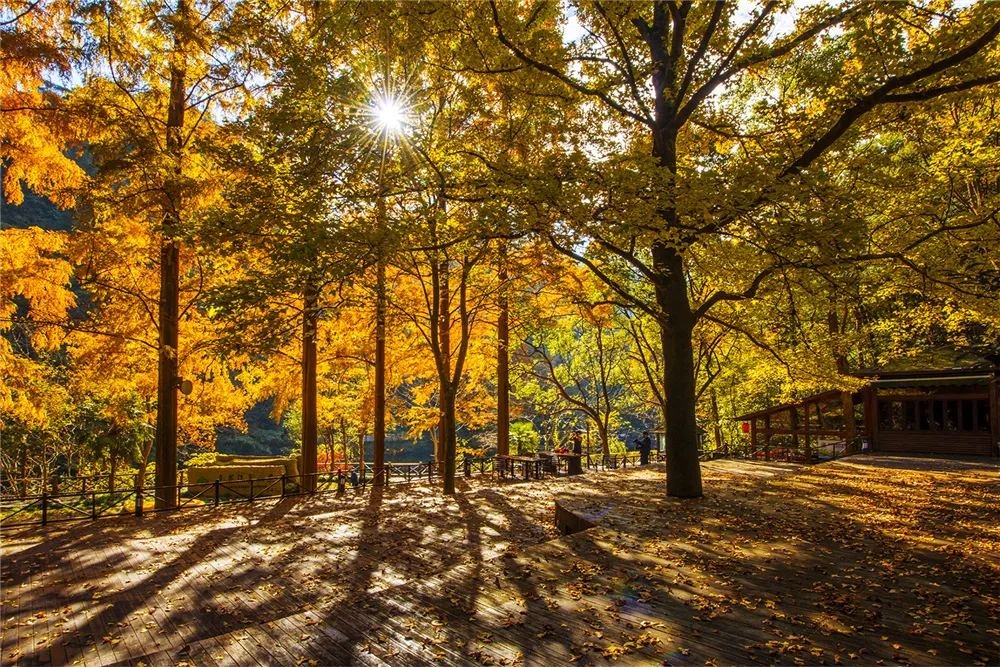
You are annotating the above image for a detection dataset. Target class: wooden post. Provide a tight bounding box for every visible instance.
[790,406,799,460]
[863,386,877,452]
[989,373,999,458]
[763,414,771,461]
[750,418,757,458]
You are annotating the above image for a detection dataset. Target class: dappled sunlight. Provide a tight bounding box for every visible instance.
[3,457,997,664]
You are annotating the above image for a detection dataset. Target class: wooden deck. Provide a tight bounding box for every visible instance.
[2,457,997,666]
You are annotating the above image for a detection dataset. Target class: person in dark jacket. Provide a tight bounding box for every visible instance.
[637,431,652,465]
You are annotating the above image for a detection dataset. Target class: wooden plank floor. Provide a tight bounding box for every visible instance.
[3,456,997,665]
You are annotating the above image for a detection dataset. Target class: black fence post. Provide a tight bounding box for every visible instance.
[41,492,48,526]
[135,487,143,518]
[214,478,220,507]
[428,460,434,480]
[281,473,287,498]
[337,470,345,493]
[464,458,471,478]
[91,491,97,520]
[249,477,255,502]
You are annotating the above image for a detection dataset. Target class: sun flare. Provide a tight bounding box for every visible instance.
[372,97,407,135]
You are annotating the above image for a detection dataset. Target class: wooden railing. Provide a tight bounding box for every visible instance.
[716,436,863,463]
[0,471,157,501]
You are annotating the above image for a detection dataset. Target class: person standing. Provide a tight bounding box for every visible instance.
[638,431,652,465]
[568,430,584,475]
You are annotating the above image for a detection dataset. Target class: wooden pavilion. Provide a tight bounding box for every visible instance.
[736,367,999,461]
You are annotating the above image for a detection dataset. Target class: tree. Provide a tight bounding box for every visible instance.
[487,0,1000,496]
[516,267,640,457]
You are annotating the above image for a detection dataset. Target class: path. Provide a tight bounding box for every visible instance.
[2,457,995,665]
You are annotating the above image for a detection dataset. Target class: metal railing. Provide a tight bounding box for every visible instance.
[0,457,498,528]
[0,451,662,529]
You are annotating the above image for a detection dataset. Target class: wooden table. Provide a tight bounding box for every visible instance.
[496,455,544,480]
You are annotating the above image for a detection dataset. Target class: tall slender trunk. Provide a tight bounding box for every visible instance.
[438,255,459,495]
[136,435,153,492]
[496,242,510,457]
[442,389,457,495]
[437,257,451,474]
[374,257,386,485]
[340,416,348,469]
[326,429,335,470]
[108,454,117,493]
[301,284,318,491]
[711,388,724,454]
[373,185,387,485]
[154,0,187,510]
[19,439,27,499]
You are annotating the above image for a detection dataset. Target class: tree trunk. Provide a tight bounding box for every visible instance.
[301,285,318,491]
[654,245,703,498]
[442,384,457,495]
[341,417,348,470]
[135,436,153,493]
[497,242,510,457]
[711,388,724,455]
[597,422,610,458]
[828,311,857,443]
[19,439,27,499]
[373,258,386,485]
[437,256,451,476]
[326,428,335,471]
[154,0,187,510]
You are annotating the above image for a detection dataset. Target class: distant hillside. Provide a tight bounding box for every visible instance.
[1,187,73,230]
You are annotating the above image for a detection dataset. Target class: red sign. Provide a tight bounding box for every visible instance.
[741,422,750,433]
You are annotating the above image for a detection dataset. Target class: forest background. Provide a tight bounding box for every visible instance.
[2,0,998,495]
